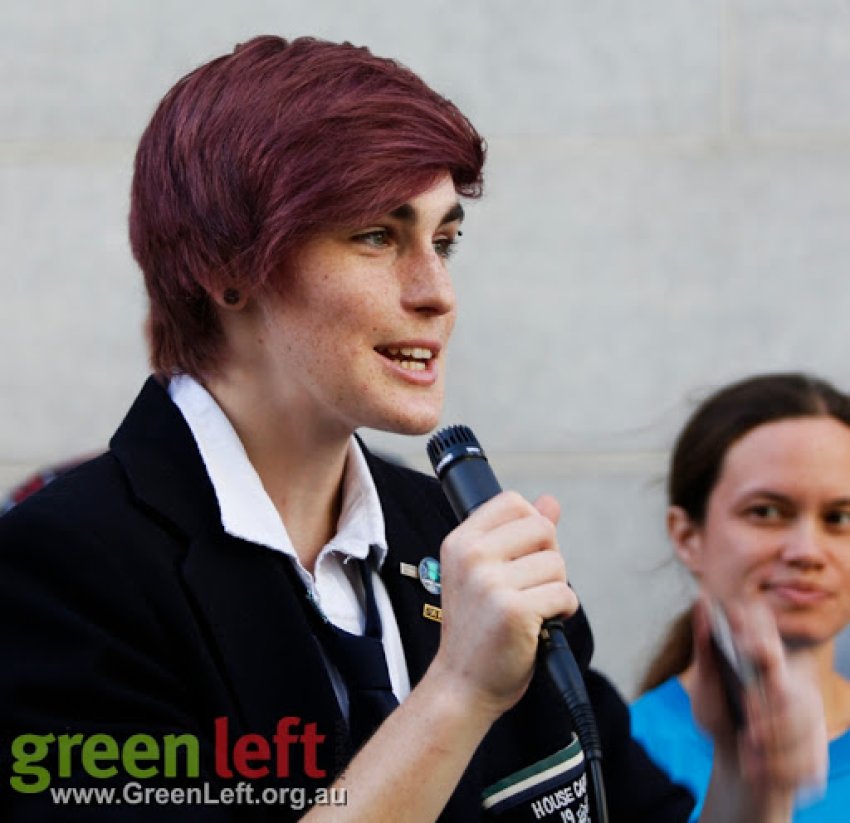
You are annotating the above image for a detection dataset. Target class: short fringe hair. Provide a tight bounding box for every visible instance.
[129,35,486,378]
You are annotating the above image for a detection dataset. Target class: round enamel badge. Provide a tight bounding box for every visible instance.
[418,556,441,596]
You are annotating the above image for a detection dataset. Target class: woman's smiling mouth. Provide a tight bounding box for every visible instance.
[376,345,437,372]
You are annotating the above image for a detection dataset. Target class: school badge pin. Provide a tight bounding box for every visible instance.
[417,557,441,596]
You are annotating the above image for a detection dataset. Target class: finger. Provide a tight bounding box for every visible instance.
[533,494,561,526]
[463,491,540,531]
[725,599,785,699]
[451,511,559,565]
[502,546,568,591]
[515,580,579,622]
[461,490,562,534]
[440,493,532,570]
[689,595,740,748]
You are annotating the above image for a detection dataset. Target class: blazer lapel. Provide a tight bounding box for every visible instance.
[180,530,342,738]
[111,378,346,772]
[363,447,457,688]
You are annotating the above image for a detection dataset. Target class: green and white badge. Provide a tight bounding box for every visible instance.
[418,556,441,596]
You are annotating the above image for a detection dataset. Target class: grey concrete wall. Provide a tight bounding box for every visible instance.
[3,0,850,695]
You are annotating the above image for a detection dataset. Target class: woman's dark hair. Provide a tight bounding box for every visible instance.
[669,372,850,524]
[638,372,850,694]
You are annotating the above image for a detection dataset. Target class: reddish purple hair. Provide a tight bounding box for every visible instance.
[129,35,486,378]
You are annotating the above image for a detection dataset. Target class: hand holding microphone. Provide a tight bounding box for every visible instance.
[427,426,608,822]
[424,426,577,719]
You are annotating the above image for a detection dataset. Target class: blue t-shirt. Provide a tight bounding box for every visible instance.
[630,677,850,822]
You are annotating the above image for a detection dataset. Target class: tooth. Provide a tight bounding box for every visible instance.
[396,347,433,360]
[388,347,400,355]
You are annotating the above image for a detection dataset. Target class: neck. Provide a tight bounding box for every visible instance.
[803,640,850,739]
[203,370,353,574]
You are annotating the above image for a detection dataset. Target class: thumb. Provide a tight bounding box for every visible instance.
[534,494,561,526]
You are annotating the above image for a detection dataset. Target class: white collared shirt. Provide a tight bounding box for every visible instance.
[168,374,411,714]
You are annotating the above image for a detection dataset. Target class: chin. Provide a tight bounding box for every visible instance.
[776,621,831,651]
[369,405,442,437]
[781,634,824,652]
[373,391,444,436]
[401,419,440,436]
[382,415,440,437]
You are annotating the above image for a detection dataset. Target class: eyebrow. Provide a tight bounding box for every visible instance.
[738,490,792,505]
[739,489,850,508]
[389,201,465,226]
[743,490,788,500]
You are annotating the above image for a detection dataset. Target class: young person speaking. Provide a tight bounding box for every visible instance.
[0,36,825,821]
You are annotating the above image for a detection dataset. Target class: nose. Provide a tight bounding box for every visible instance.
[780,520,826,569]
[399,245,456,317]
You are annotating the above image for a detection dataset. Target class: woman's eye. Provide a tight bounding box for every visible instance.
[433,236,459,260]
[825,509,850,528]
[746,503,783,521]
[354,229,390,248]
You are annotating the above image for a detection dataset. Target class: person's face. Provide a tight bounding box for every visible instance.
[250,173,462,437]
[669,417,850,648]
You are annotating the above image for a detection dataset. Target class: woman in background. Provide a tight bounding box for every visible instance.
[631,372,850,821]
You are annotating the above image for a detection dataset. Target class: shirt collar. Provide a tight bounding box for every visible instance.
[168,374,388,576]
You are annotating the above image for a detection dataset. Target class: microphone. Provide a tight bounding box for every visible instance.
[427,425,608,822]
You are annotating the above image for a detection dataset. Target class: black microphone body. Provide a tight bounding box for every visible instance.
[427,425,608,823]
[427,425,502,519]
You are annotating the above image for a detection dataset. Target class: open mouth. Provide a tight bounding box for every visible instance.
[376,346,435,372]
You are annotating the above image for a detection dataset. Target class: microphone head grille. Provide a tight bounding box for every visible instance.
[426,425,484,474]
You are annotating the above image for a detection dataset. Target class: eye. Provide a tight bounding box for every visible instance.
[432,236,459,260]
[745,503,785,522]
[824,509,850,528]
[353,229,391,249]
[433,230,462,260]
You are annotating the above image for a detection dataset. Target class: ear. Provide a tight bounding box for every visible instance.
[667,505,704,575]
[211,288,248,311]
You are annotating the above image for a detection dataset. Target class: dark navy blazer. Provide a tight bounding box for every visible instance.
[0,378,692,821]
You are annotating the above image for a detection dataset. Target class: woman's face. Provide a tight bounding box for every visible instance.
[221,173,462,440]
[671,416,850,648]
